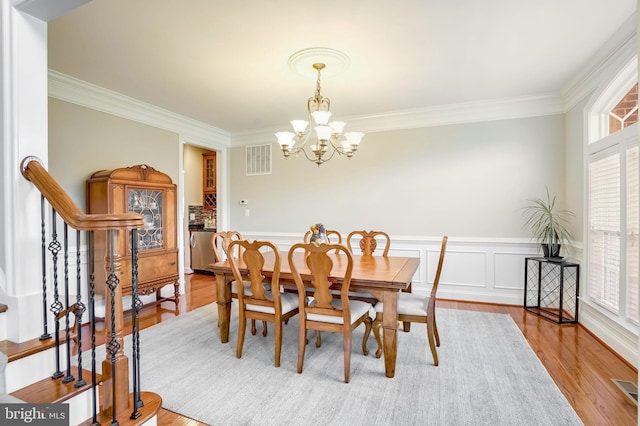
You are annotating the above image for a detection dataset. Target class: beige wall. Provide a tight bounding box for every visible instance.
[48,98,179,209]
[183,144,213,207]
[48,97,569,241]
[229,114,567,238]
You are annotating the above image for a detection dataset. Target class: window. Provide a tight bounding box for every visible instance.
[587,65,639,327]
[609,83,638,134]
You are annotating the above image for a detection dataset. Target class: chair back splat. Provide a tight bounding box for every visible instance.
[347,230,391,256]
[228,240,299,367]
[288,242,372,383]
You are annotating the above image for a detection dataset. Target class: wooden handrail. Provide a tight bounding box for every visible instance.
[20,157,143,230]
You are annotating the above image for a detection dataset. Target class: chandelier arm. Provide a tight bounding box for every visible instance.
[329,138,349,156]
[298,146,321,163]
[322,146,339,163]
[317,145,340,163]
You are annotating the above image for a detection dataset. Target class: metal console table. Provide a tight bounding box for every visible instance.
[524,257,579,324]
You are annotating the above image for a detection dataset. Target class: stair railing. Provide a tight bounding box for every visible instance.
[21,156,146,424]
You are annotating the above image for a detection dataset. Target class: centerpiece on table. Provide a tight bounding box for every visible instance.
[308,223,328,246]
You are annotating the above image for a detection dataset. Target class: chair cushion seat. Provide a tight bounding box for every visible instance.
[307,298,372,325]
[283,284,315,294]
[246,291,298,315]
[374,292,429,316]
[330,289,373,299]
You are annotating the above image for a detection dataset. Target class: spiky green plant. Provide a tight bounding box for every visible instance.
[521,187,574,250]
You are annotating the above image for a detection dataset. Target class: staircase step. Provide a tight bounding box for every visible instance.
[78,391,162,426]
[10,367,100,404]
[0,329,76,363]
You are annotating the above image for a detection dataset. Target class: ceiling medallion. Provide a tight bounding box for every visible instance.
[288,47,351,79]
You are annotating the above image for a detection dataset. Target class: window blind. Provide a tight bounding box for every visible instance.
[589,153,620,313]
[626,146,639,322]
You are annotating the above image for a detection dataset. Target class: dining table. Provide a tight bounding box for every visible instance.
[210,250,420,378]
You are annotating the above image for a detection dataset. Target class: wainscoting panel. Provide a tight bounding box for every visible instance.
[435,248,487,288]
[238,232,541,305]
[493,251,533,291]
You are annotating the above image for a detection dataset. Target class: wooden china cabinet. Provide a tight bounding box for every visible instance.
[203,152,216,209]
[86,164,179,303]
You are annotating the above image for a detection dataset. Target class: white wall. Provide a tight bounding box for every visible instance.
[0,1,49,342]
[564,96,588,244]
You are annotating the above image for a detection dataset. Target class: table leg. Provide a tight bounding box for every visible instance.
[381,290,399,378]
[216,273,232,343]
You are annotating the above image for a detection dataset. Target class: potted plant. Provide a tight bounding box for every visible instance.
[521,187,574,258]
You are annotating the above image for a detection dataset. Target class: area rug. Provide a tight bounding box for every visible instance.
[90,305,583,425]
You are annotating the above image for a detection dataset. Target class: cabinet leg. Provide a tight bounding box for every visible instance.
[173,281,180,305]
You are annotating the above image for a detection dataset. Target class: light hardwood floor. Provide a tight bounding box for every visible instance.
[120,273,637,426]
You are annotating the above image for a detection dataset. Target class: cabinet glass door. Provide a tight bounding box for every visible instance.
[127,188,164,250]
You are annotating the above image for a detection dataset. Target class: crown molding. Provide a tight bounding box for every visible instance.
[561,12,638,112]
[48,70,231,149]
[231,93,565,146]
[11,0,91,21]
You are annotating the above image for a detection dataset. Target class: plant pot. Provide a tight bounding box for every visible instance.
[542,243,561,258]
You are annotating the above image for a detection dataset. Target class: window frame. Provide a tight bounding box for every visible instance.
[585,56,639,331]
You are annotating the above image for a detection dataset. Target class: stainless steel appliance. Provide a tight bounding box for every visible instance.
[190,230,216,273]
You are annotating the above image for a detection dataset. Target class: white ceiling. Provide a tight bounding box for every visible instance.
[48,0,637,136]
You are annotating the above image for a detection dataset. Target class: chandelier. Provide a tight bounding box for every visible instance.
[275,62,364,166]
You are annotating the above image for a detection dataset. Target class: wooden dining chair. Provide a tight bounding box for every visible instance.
[288,242,372,383]
[211,230,242,263]
[346,230,391,256]
[227,240,299,367]
[284,229,343,295]
[213,230,266,336]
[342,230,392,303]
[364,236,448,366]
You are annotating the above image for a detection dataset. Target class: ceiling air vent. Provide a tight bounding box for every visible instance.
[246,144,271,176]
[612,379,638,405]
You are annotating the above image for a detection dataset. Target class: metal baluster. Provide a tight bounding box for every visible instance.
[49,209,64,379]
[130,228,143,420]
[75,229,87,388]
[106,230,121,426]
[87,231,100,426]
[62,224,75,384]
[39,195,51,340]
